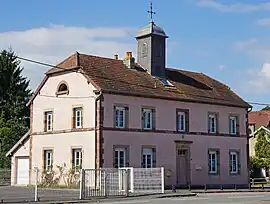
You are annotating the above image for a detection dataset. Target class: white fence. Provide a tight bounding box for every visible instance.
[81,167,164,199]
[0,167,164,202]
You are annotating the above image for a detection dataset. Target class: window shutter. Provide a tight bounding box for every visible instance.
[229,152,232,173]
[141,147,144,168]
[217,150,220,175]
[72,109,75,128]
[152,148,156,167]
[208,116,211,133]
[236,116,240,136]
[113,149,116,168]
[152,109,156,130]
[51,112,53,131]
[207,149,211,173]
[237,151,241,174]
[215,114,218,133]
[141,108,144,130]
[125,107,129,128]
[185,111,189,132]
[113,106,116,128]
[125,147,130,167]
[44,112,47,132]
[176,111,179,132]
[81,109,83,128]
[71,149,75,168]
[43,150,46,170]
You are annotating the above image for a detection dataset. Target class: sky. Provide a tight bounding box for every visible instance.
[1,0,270,111]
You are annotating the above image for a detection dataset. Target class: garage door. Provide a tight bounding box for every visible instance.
[17,157,29,185]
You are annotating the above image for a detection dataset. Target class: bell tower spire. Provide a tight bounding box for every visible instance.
[147,1,156,23]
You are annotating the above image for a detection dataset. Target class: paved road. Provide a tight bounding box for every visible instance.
[99,192,270,204]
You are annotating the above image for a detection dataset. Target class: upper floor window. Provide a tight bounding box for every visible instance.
[72,148,82,173]
[208,113,217,133]
[44,149,53,171]
[56,81,69,95]
[73,107,83,128]
[142,108,153,130]
[177,110,189,132]
[44,111,53,132]
[229,116,238,135]
[115,107,125,128]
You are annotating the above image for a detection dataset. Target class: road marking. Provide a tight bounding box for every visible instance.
[170,197,210,201]
[228,195,266,199]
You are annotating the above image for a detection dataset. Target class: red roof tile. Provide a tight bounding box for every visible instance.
[44,52,250,108]
[248,110,270,128]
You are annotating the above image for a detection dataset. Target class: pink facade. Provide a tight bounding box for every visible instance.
[102,94,249,187]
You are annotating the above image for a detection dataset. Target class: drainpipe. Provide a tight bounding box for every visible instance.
[94,90,103,170]
[246,106,253,187]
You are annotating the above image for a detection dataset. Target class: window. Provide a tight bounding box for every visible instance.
[208,114,217,133]
[72,148,82,172]
[208,150,218,174]
[229,116,238,135]
[230,151,239,174]
[44,111,53,132]
[142,109,153,130]
[177,111,186,132]
[73,107,82,128]
[115,107,125,128]
[44,150,53,171]
[141,43,147,57]
[142,148,153,168]
[56,82,69,95]
[114,148,126,168]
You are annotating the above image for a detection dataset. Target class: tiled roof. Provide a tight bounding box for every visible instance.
[248,110,270,128]
[45,52,251,108]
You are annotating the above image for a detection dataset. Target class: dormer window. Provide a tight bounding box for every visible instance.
[56,82,69,96]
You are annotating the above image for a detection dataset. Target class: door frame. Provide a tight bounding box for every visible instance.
[175,141,192,186]
[15,156,30,185]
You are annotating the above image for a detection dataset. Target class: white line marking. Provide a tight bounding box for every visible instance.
[171,197,210,201]
[228,195,265,199]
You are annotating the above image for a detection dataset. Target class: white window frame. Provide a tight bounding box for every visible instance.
[114,148,126,168]
[230,152,238,174]
[208,151,217,174]
[44,150,53,171]
[143,109,153,130]
[46,111,53,131]
[115,107,125,128]
[142,148,153,168]
[75,108,82,128]
[72,148,82,173]
[209,114,217,133]
[230,116,237,135]
[178,112,186,132]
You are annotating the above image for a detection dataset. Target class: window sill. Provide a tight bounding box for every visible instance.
[208,172,219,175]
[55,90,69,96]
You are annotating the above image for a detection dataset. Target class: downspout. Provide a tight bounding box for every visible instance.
[94,90,103,170]
[246,106,253,186]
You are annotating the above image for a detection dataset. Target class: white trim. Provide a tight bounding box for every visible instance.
[75,108,82,128]
[142,148,153,168]
[229,116,237,135]
[45,150,53,171]
[177,111,186,132]
[250,126,270,137]
[208,151,217,173]
[46,111,53,131]
[230,151,238,174]
[209,114,217,133]
[115,107,125,128]
[143,109,153,130]
[114,148,126,168]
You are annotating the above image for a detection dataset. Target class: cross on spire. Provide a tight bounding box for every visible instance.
[147,1,156,23]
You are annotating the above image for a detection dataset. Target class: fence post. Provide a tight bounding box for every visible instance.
[34,168,38,202]
[161,167,165,194]
[79,169,85,200]
[125,169,129,197]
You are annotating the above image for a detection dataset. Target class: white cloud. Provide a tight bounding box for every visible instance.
[0,25,136,90]
[256,18,270,26]
[248,63,270,93]
[197,0,270,13]
[233,37,270,61]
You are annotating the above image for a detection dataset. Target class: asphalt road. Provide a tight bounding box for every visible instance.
[99,192,270,204]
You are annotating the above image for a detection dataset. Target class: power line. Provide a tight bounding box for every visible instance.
[2,52,270,106]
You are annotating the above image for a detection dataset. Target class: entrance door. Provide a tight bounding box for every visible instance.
[176,149,189,185]
[17,157,29,185]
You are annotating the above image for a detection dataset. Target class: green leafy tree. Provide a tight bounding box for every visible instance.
[0,49,32,168]
[251,129,270,171]
[261,106,270,111]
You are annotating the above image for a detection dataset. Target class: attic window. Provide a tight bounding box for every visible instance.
[159,79,175,87]
[56,82,69,96]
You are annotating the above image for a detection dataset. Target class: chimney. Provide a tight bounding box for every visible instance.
[123,52,135,69]
[114,54,118,60]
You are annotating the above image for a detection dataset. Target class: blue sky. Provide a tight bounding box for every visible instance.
[1,0,270,110]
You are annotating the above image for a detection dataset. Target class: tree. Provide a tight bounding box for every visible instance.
[251,129,270,173]
[261,106,270,111]
[0,49,32,168]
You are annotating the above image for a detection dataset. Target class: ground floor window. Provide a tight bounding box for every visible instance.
[142,148,153,168]
[208,150,219,174]
[229,151,240,174]
[114,148,126,168]
[72,148,82,172]
[43,149,53,171]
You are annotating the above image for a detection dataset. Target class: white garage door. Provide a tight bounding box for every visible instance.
[17,157,29,185]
